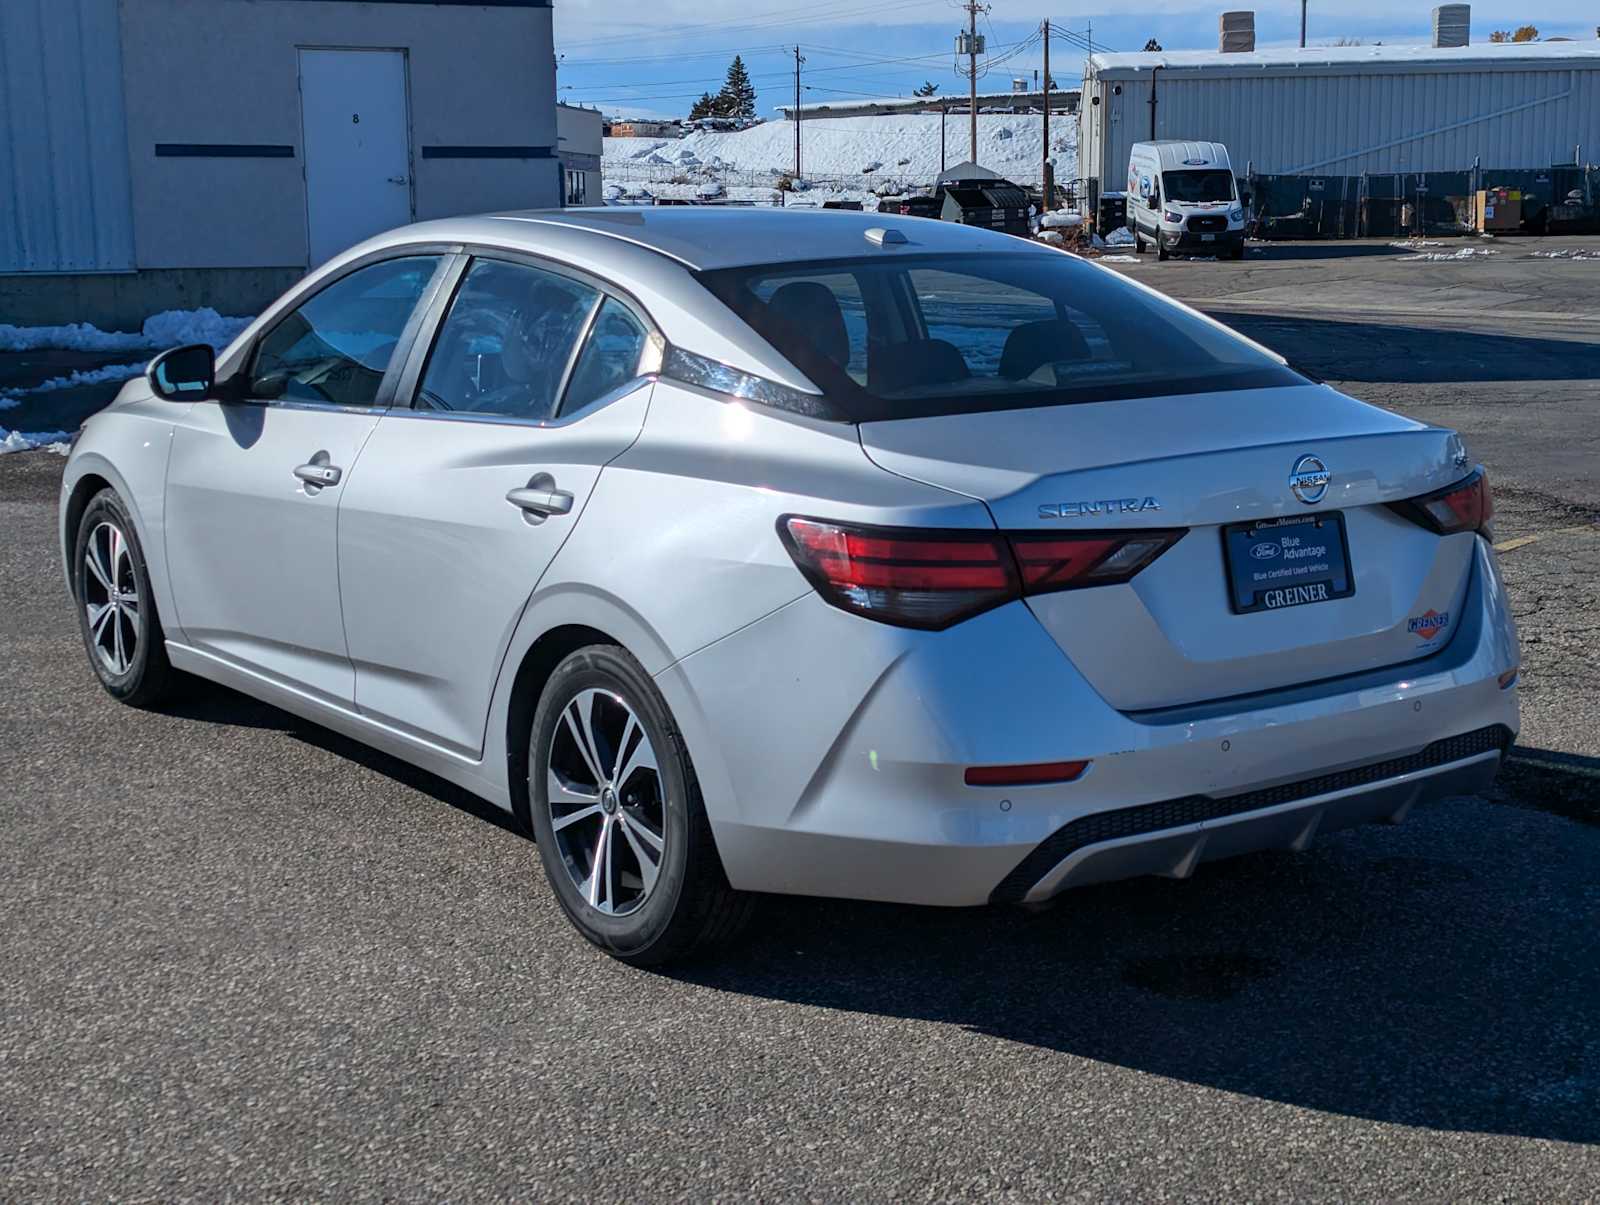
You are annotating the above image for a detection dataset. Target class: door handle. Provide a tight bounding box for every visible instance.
[294,461,342,488]
[506,486,574,517]
[387,176,409,185]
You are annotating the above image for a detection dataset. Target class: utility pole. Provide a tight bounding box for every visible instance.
[793,46,804,180]
[967,1,979,163]
[1300,1,1308,48]
[1041,20,1051,211]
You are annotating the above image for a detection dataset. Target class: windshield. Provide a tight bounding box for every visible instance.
[694,252,1301,422]
[1162,169,1236,204]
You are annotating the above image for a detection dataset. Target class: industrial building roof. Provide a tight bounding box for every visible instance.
[1088,39,1600,75]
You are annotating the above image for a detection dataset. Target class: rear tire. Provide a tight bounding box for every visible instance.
[72,488,178,707]
[1133,230,1146,254]
[527,644,754,966]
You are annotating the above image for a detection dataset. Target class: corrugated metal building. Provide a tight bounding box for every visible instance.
[1079,41,1600,192]
[1,0,559,327]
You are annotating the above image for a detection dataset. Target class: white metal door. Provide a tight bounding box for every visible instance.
[299,49,412,266]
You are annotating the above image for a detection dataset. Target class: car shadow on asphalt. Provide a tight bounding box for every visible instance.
[1213,312,1600,384]
[157,681,533,841]
[160,680,1599,1143]
[667,770,1600,1145]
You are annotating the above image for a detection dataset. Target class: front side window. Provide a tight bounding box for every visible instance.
[1162,169,1236,204]
[696,252,1303,421]
[416,258,598,421]
[251,255,441,407]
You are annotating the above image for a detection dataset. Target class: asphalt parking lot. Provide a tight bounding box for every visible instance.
[3,239,1598,1200]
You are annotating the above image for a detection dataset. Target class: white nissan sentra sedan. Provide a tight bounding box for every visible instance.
[61,209,1519,964]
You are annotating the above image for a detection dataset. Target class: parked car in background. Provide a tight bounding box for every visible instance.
[61,209,1518,965]
[1128,140,1248,259]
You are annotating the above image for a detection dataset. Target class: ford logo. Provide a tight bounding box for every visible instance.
[1289,454,1331,505]
[1249,542,1280,560]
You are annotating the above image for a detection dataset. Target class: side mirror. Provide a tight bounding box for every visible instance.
[147,344,216,401]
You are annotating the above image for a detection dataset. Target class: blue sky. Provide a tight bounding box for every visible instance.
[553,0,1597,118]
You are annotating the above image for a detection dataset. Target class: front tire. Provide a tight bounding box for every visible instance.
[73,488,177,707]
[528,644,753,966]
[1156,232,1171,261]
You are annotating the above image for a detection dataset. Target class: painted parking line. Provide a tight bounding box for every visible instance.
[1493,523,1600,554]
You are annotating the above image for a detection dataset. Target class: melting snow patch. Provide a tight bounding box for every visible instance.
[1098,255,1140,263]
[1105,228,1135,246]
[1390,239,1444,249]
[0,361,146,406]
[1399,247,1498,262]
[0,427,73,454]
[0,308,251,354]
[1532,248,1600,260]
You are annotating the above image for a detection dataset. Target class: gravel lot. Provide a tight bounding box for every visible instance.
[3,240,1597,1200]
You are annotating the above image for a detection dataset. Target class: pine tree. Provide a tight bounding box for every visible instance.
[718,55,757,119]
[688,91,718,120]
[913,80,940,97]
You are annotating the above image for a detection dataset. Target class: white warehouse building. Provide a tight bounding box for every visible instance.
[1079,39,1600,193]
[0,0,560,327]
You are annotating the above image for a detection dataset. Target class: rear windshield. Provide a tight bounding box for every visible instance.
[1163,169,1236,204]
[695,251,1301,422]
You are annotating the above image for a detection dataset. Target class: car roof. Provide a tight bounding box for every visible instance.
[465,206,1043,272]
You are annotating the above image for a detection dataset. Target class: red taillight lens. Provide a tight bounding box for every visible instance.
[780,517,1184,630]
[1010,530,1185,593]
[1388,468,1494,536]
[780,517,1016,629]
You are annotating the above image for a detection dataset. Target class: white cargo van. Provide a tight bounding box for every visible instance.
[1126,141,1247,260]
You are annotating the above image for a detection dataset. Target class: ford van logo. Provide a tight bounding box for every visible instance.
[1249,541,1280,560]
[1289,454,1331,505]
[1183,158,1208,165]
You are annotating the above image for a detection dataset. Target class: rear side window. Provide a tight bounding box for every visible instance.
[251,255,440,407]
[559,298,648,416]
[416,258,598,421]
[696,252,1303,421]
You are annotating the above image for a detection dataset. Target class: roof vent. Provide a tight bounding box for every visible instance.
[1219,11,1255,53]
[1433,4,1470,47]
[864,227,908,247]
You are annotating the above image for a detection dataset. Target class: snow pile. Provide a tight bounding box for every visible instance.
[1399,247,1498,262]
[1040,212,1082,229]
[1532,248,1600,260]
[1104,227,1135,247]
[0,362,147,408]
[0,428,72,455]
[604,113,1077,201]
[0,307,252,354]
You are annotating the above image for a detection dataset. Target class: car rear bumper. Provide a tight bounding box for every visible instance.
[657,538,1519,907]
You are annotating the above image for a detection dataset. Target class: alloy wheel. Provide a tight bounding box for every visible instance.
[83,521,140,675]
[547,688,667,916]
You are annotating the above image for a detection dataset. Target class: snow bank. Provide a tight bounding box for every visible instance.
[0,428,72,454]
[0,361,147,408]
[1040,212,1082,229]
[604,112,1077,194]
[0,307,252,354]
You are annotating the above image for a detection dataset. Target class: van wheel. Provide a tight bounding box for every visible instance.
[1133,231,1146,254]
[1156,233,1170,261]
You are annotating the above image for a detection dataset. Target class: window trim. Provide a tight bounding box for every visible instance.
[387,244,662,429]
[225,245,458,414]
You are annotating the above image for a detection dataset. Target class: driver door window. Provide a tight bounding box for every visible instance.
[416,258,600,421]
[250,255,441,407]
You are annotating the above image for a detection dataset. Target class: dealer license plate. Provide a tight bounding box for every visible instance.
[1222,513,1354,614]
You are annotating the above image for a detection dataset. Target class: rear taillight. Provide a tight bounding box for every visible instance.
[1388,468,1494,536]
[779,517,1184,630]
